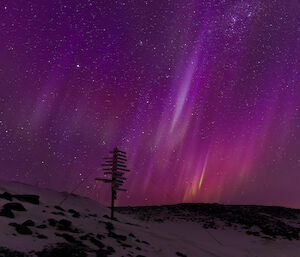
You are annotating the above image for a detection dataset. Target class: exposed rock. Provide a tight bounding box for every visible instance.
[106,246,115,254]
[51,212,65,216]
[3,202,26,211]
[54,206,65,211]
[9,223,32,235]
[104,222,114,231]
[36,243,87,257]
[120,243,132,248]
[0,192,13,201]
[37,234,48,239]
[89,237,105,248]
[128,233,135,238]
[0,208,15,218]
[68,209,80,218]
[246,231,260,236]
[48,218,57,227]
[8,222,18,227]
[176,252,187,257]
[0,247,28,257]
[96,233,105,240]
[37,224,47,229]
[95,248,114,257]
[79,235,89,240]
[17,224,32,235]
[55,233,77,243]
[56,219,80,233]
[108,231,127,241]
[57,219,71,230]
[13,194,39,205]
[22,220,35,227]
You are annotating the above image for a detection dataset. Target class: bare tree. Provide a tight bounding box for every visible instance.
[96,147,130,219]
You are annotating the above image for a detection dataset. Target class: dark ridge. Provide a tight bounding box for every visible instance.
[115,203,300,240]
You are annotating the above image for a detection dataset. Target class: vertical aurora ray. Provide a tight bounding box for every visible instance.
[183,151,209,202]
[198,154,208,190]
[170,50,199,132]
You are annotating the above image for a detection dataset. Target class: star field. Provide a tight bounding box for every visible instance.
[0,0,299,207]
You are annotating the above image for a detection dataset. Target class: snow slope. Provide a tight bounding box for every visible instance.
[116,204,300,257]
[0,179,300,257]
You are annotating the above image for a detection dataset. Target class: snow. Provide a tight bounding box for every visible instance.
[0,179,300,256]
[144,222,300,257]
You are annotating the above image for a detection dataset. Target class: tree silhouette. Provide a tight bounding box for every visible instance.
[96,147,130,219]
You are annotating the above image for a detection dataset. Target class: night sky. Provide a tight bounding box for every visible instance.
[0,0,299,208]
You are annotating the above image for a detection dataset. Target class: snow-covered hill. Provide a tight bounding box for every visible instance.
[116,204,300,256]
[116,203,300,240]
[0,179,300,257]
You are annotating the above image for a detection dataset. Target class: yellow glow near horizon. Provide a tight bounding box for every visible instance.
[183,153,209,202]
[198,154,208,190]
